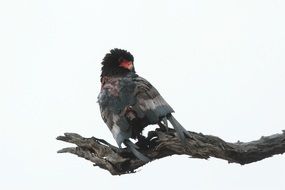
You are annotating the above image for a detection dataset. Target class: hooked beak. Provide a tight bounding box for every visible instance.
[119,61,133,70]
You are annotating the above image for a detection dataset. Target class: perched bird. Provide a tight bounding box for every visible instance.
[98,48,190,162]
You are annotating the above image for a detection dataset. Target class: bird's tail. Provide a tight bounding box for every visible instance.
[124,140,150,162]
[167,114,191,143]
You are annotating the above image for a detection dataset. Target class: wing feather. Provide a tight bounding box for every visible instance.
[132,76,174,124]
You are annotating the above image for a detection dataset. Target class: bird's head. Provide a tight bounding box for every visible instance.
[101,48,135,78]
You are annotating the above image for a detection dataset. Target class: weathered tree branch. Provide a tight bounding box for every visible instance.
[57,129,285,175]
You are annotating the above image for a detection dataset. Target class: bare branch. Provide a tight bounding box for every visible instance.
[57,129,285,175]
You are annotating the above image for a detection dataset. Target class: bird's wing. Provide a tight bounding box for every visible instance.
[131,76,174,124]
[98,77,133,146]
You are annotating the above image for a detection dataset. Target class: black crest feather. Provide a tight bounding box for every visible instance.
[101,48,135,78]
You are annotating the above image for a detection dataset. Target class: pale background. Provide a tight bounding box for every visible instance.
[1,0,285,189]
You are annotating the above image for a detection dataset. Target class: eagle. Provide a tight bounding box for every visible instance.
[98,49,190,162]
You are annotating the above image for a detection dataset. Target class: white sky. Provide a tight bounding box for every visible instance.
[1,0,285,189]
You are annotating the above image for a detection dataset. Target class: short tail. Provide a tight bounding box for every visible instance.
[124,140,150,162]
[167,114,191,143]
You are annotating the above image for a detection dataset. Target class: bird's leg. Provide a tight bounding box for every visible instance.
[123,139,150,162]
[167,114,192,144]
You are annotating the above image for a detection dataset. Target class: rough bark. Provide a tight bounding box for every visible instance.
[57,129,285,175]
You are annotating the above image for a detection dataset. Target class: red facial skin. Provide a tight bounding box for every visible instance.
[119,60,133,70]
